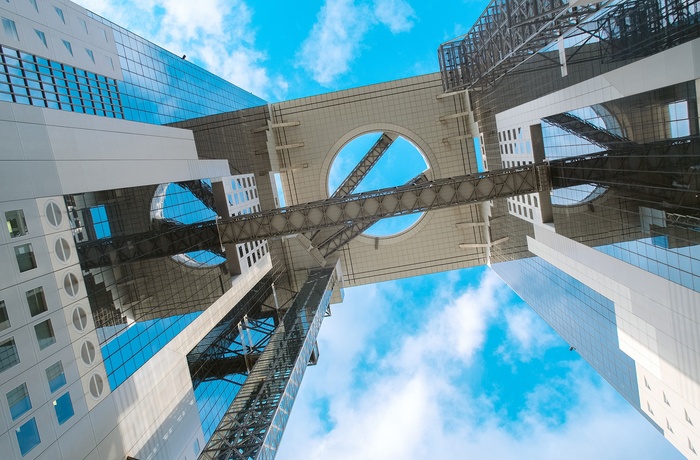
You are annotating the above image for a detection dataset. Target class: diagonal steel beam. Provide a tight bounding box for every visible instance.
[317,171,430,256]
[331,133,396,197]
[543,112,637,150]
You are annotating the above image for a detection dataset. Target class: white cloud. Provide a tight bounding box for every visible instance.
[498,306,559,362]
[277,269,683,460]
[298,0,417,85]
[298,0,370,86]
[75,0,286,99]
[373,0,416,33]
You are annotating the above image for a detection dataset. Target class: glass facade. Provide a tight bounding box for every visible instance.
[87,12,266,124]
[0,45,123,116]
[1,6,265,125]
[492,257,640,407]
[67,181,233,390]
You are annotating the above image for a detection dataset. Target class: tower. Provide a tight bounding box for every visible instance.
[0,0,699,459]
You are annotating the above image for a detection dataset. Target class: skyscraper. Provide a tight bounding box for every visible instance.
[1,1,699,460]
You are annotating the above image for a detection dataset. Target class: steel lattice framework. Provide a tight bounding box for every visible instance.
[200,267,336,460]
[438,0,605,91]
[543,112,637,149]
[315,172,430,256]
[331,133,396,198]
[74,138,700,268]
[218,165,549,245]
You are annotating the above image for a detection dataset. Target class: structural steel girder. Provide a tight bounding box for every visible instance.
[179,180,217,212]
[218,165,549,245]
[76,220,220,269]
[316,172,430,256]
[543,112,637,150]
[331,133,396,197]
[75,139,700,268]
[200,268,336,460]
[438,0,605,91]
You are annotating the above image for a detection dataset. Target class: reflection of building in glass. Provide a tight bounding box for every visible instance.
[1,0,700,459]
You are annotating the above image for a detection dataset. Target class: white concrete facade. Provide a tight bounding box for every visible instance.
[0,98,270,459]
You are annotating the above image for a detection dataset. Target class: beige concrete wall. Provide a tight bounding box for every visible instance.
[265,74,487,287]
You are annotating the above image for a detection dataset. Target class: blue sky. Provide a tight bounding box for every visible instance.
[75,0,683,458]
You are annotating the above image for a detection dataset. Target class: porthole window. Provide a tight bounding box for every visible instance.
[88,373,104,399]
[71,306,87,332]
[63,272,79,297]
[80,340,96,365]
[54,237,71,262]
[45,201,63,228]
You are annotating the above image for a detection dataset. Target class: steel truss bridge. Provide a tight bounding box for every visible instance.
[438,0,700,91]
[76,136,700,269]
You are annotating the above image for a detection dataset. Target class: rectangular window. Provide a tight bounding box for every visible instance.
[2,17,19,41]
[15,417,40,456]
[53,392,74,424]
[54,7,65,23]
[25,287,47,317]
[45,361,66,393]
[34,320,55,350]
[0,301,10,332]
[14,244,37,272]
[7,383,31,420]
[34,29,46,47]
[6,210,28,238]
[0,338,20,372]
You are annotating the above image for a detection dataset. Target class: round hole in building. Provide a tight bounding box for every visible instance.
[55,237,71,262]
[45,201,63,228]
[64,272,80,297]
[328,132,430,237]
[150,181,226,268]
[72,306,88,332]
[89,373,104,398]
[81,340,96,365]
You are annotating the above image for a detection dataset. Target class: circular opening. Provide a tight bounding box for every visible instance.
[89,373,104,398]
[150,182,225,268]
[71,306,88,332]
[81,340,96,365]
[54,237,71,262]
[45,201,63,228]
[328,132,429,237]
[63,272,80,297]
[543,105,621,206]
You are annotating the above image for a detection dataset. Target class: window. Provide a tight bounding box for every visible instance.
[34,319,56,350]
[664,392,671,406]
[0,338,20,372]
[667,418,674,433]
[85,48,94,63]
[78,18,88,34]
[2,17,19,41]
[54,7,65,23]
[34,29,46,47]
[26,287,47,317]
[16,418,40,456]
[0,301,10,332]
[6,210,28,238]
[53,392,74,424]
[14,244,37,272]
[687,409,694,425]
[62,40,73,56]
[46,361,66,392]
[7,383,31,420]
[29,0,38,12]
